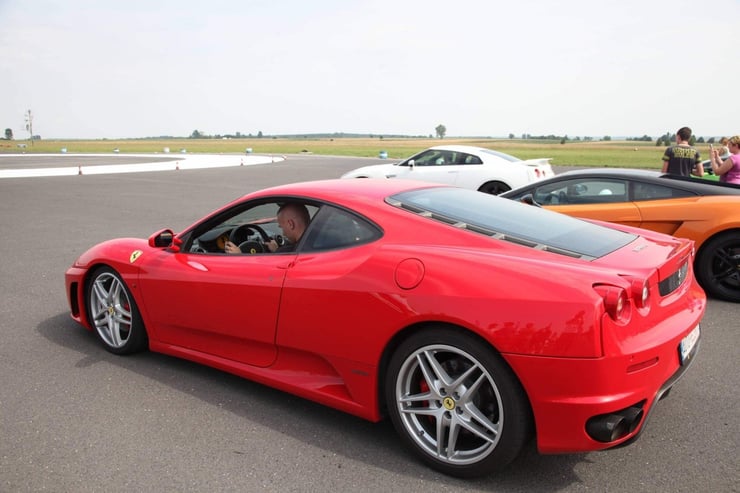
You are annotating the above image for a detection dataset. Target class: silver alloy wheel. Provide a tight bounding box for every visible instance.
[89,271,133,349]
[394,343,504,466]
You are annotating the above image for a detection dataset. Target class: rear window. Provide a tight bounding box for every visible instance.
[478,148,521,162]
[388,187,636,259]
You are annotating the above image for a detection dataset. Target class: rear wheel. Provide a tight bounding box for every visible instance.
[385,327,532,478]
[478,181,510,195]
[695,232,740,302]
[86,266,148,354]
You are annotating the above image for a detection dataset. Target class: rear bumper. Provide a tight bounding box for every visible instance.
[504,324,701,453]
[610,338,699,448]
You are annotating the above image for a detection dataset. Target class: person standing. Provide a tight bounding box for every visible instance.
[709,135,740,184]
[661,126,703,177]
[716,137,731,163]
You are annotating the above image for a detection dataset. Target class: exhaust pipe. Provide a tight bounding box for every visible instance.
[586,404,645,443]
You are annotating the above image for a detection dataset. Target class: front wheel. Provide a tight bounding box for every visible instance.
[86,266,148,354]
[695,232,740,302]
[478,181,510,195]
[385,327,532,478]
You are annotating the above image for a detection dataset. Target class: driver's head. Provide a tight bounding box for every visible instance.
[277,203,310,243]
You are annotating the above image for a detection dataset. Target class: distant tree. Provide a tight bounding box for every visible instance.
[508,133,515,139]
[689,135,696,146]
[707,137,716,144]
[435,124,446,139]
[602,136,611,141]
[190,129,203,139]
[258,131,263,138]
[696,136,705,143]
[4,128,12,140]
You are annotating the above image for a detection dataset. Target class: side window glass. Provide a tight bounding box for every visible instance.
[567,180,627,202]
[533,179,627,204]
[304,207,382,251]
[632,182,690,200]
[437,150,454,165]
[462,153,482,165]
[413,150,439,166]
[532,183,569,204]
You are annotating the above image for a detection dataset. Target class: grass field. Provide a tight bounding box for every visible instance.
[0,137,718,170]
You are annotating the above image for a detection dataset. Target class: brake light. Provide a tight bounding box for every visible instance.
[629,278,650,309]
[593,285,630,323]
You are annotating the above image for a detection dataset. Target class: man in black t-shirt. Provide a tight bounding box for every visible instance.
[661,126,703,177]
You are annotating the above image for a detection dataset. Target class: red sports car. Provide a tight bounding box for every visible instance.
[65,179,704,478]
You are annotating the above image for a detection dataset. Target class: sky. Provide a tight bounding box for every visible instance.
[0,0,737,140]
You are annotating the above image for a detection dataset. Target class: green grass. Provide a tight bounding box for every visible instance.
[0,137,717,170]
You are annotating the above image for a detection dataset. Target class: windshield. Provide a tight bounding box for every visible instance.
[388,187,636,259]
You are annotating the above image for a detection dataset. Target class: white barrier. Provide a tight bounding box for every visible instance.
[0,153,284,178]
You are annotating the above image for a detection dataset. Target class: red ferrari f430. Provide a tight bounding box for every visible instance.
[65,179,704,477]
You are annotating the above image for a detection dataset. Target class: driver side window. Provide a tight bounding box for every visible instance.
[186,202,319,254]
[413,150,453,166]
[303,206,382,251]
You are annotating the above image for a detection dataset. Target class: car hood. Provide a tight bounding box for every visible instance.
[71,237,155,270]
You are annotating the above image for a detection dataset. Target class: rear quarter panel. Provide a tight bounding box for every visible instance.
[276,242,611,366]
[635,196,740,248]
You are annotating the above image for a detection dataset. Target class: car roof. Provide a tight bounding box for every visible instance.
[426,145,490,153]
[502,168,740,196]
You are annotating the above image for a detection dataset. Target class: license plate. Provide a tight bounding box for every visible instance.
[679,324,700,365]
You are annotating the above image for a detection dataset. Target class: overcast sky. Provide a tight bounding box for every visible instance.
[0,0,736,140]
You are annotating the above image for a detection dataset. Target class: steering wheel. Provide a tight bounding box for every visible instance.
[229,224,270,253]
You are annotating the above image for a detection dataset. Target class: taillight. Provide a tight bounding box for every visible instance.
[593,285,630,323]
[629,278,650,309]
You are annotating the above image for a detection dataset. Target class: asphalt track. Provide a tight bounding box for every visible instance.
[0,154,737,492]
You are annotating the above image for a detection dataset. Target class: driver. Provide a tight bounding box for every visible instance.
[224,203,310,254]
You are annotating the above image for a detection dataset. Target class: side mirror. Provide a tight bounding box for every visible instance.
[407,159,415,168]
[519,194,542,208]
[148,229,180,251]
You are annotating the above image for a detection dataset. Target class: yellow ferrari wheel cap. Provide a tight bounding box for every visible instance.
[443,396,456,411]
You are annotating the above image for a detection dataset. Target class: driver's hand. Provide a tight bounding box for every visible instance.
[266,239,278,252]
[224,241,240,254]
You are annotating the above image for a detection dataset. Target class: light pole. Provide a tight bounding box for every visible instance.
[24,109,33,146]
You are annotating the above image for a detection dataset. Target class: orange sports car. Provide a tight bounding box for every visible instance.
[502,168,740,302]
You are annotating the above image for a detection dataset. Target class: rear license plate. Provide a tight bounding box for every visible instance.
[679,324,700,365]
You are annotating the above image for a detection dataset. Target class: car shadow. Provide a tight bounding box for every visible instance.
[39,312,587,489]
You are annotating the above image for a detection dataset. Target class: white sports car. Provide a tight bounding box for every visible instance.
[341,145,554,194]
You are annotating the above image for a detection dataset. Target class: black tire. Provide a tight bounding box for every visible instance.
[385,327,533,478]
[478,181,510,195]
[695,231,740,302]
[85,266,148,354]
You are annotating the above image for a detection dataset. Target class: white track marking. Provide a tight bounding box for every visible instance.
[0,153,284,178]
